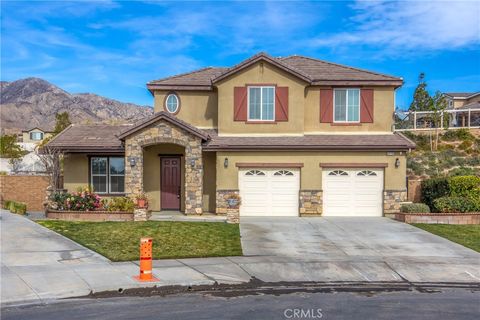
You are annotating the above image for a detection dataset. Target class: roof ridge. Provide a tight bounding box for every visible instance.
[148,67,226,84]
[281,55,401,80]
[213,52,312,84]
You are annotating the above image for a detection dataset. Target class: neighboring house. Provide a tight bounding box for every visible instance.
[46,52,415,217]
[22,127,54,143]
[443,92,480,128]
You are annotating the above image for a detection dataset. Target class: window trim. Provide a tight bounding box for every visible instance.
[89,156,125,195]
[333,88,360,123]
[247,86,275,122]
[163,92,181,114]
[30,132,44,140]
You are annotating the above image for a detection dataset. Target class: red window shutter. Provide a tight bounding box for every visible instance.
[233,87,248,121]
[360,89,374,123]
[275,87,288,121]
[320,89,333,123]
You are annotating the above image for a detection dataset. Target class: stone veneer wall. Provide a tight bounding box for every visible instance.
[383,190,407,214]
[216,190,239,215]
[299,190,322,216]
[124,120,203,215]
[395,212,480,224]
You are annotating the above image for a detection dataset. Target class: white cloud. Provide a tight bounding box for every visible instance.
[310,0,480,54]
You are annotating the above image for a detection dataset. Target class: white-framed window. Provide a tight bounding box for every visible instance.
[274,170,294,176]
[357,170,377,176]
[334,89,360,122]
[245,169,266,176]
[328,170,349,176]
[90,157,125,194]
[165,93,179,113]
[248,86,275,121]
[30,132,44,140]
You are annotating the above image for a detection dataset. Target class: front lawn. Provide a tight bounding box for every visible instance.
[412,224,480,252]
[38,220,242,261]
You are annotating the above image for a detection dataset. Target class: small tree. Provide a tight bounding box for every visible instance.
[429,91,448,151]
[409,73,432,112]
[0,134,25,158]
[37,145,62,190]
[53,112,71,135]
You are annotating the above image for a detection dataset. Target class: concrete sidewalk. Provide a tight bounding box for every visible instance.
[2,210,479,307]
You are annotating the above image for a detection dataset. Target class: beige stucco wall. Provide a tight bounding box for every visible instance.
[22,129,52,143]
[153,91,218,128]
[215,151,407,190]
[63,153,89,192]
[304,87,395,133]
[216,62,307,134]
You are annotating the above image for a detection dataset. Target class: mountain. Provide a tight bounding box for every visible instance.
[0,78,153,133]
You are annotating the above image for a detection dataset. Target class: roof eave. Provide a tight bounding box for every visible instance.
[311,80,404,87]
[147,84,213,95]
[203,145,414,151]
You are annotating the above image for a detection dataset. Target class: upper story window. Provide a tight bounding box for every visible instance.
[90,157,125,194]
[334,89,360,122]
[165,93,180,114]
[30,132,44,140]
[248,86,275,121]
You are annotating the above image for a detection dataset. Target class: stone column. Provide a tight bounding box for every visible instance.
[226,208,239,224]
[125,137,143,196]
[299,190,323,216]
[184,141,203,215]
[384,190,407,214]
[216,190,240,215]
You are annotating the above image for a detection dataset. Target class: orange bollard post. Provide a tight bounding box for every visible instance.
[133,237,159,282]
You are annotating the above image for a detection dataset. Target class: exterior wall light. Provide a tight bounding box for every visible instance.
[395,158,400,168]
[190,159,196,167]
[129,157,136,167]
[224,157,229,168]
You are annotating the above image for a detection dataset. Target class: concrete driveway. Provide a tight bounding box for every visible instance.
[239,217,480,283]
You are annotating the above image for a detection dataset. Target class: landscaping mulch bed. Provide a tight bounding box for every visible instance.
[37,220,242,261]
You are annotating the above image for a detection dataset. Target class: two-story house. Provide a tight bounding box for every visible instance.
[22,126,54,144]
[47,53,415,217]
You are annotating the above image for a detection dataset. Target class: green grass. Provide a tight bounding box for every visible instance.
[38,220,243,261]
[412,224,480,252]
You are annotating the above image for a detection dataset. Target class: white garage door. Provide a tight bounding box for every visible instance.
[239,169,299,216]
[322,169,383,216]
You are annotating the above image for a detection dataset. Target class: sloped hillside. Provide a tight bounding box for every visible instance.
[405,129,480,178]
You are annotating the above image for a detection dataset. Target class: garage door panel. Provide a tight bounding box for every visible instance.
[323,169,383,217]
[239,169,299,217]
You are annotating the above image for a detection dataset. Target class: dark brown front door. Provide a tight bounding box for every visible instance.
[161,157,181,210]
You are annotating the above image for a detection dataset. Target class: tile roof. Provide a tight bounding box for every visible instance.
[203,130,415,151]
[45,124,129,152]
[147,52,403,91]
[444,92,479,98]
[118,111,210,140]
[457,101,480,110]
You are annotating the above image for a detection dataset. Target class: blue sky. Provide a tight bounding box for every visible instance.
[1,0,479,109]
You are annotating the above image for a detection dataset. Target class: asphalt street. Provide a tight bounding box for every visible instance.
[3,286,479,320]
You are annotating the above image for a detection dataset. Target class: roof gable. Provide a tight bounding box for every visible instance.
[117,111,210,140]
[212,52,311,84]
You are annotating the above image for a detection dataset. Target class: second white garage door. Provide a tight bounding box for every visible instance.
[239,169,300,216]
[322,169,384,216]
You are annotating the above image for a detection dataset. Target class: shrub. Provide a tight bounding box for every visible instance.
[3,200,11,210]
[9,201,15,213]
[433,196,480,213]
[448,167,477,177]
[448,176,480,198]
[421,177,449,210]
[441,129,475,141]
[14,202,27,215]
[458,140,473,151]
[49,187,101,211]
[104,197,135,212]
[400,203,430,213]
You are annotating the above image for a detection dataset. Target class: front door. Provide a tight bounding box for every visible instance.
[161,157,181,210]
